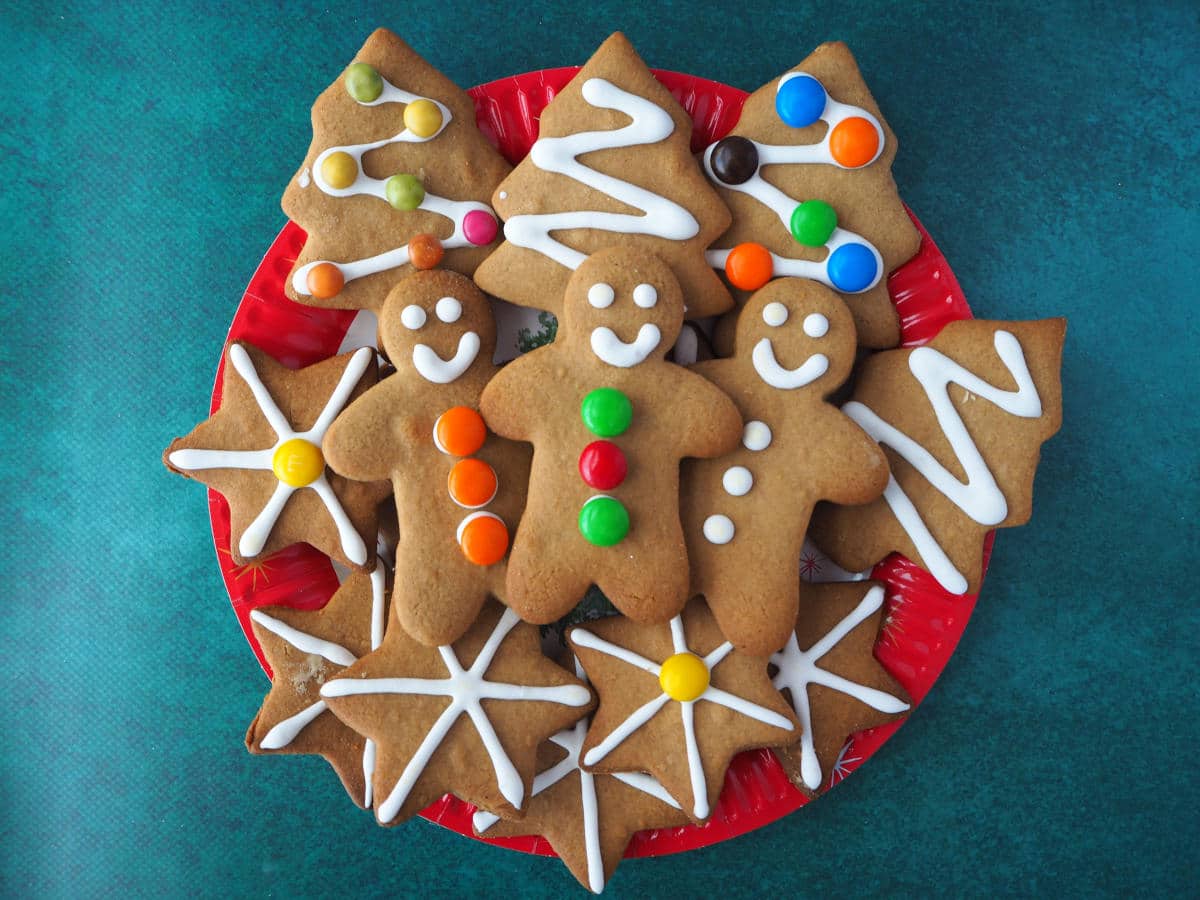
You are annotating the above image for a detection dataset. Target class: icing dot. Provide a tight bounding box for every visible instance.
[457,512,509,565]
[658,652,710,702]
[462,209,498,246]
[272,438,324,488]
[305,262,344,299]
[321,151,358,190]
[578,440,627,491]
[804,313,830,338]
[408,233,444,270]
[827,243,878,293]
[632,283,658,309]
[762,302,789,328]
[385,174,425,211]
[722,466,753,496]
[344,62,383,103]
[790,199,837,247]
[580,387,632,437]
[578,495,630,547]
[498,191,508,200]
[435,296,462,323]
[742,420,772,451]
[587,283,615,309]
[447,458,498,509]
[724,242,773,291]
[829,117,881,168]
[403,99,443,138]
[434,406,487,457]
[709,136,759,186]
[702,514,735,545]
[400,304,426,330]
[776,73,827,128]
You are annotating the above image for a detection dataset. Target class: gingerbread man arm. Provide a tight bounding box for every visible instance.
[323,384,413,483]
[479,352,553,445]
[667,365,743,460]
[815,413,890,505]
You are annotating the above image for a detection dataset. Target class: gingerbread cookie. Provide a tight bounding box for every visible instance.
[245,563,389,807]
[474,32,734,319]
[282,29,511,313]
[568,599,797,823]
[809,318,1067,594]
[703,42,920,350]
[163,343,389,569]
[322,269,530,646]
[680,278,889,655]
[480,247,742,625]
[770,582,909,794]
[319,601,593,826]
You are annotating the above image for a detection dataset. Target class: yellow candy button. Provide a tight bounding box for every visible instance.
[403,99,443,139]
[272,438,324,487]
[658,652,710,702]
[321,151,358,190]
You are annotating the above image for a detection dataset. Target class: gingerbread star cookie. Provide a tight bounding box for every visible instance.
[163,342,390,570]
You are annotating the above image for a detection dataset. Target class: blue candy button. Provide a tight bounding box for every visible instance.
[776,74,827,128]
[827,243,879,293]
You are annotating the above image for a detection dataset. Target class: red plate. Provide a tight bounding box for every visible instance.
[207,68,983,858]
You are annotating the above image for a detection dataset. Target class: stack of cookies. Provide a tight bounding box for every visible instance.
[163,29,1065,893]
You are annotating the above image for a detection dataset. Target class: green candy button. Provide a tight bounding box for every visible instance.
[385,173,425,211]
[789,199,838,247]
[578,496,630,546]
[581,387,632,437]
[345,62,383,103]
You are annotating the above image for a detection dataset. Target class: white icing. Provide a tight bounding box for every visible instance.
[587,283,615,309]
[842,330,1042,594]
[168,345,372,565]
[250,609,356,667]
[633,283,658,309]
[741,420,772,451]
[803,313,829,338]
[435,296,462,323]
[771,584,909,790]
[503,78,700,270]
[706,228,884,296]
[411,331,481,384]
[590,323,661,368]
[722,466,753,496]
[762,302,789,327]
[260,700,328,751]
[321,609,591,823]
[751,338,829,389]
[702,514,735,545]
[298,167,311,188]
[401,304,426,330]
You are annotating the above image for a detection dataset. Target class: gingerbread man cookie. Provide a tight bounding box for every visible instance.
[322,270,530,646]
[480,247,743,625]
[680,278,889,655]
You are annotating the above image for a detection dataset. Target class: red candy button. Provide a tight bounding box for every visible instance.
[579,440,627,491]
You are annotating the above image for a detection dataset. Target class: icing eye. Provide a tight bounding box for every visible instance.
[436,296,462,323]
[804,313,830,338]
[400,304,427,330]
[762,302,789,327]
[633,284,657,309]
[588,283,615,309]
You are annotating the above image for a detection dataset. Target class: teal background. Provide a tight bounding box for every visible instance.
[3,1,1197,896]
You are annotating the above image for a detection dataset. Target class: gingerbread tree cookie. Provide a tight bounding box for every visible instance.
[282,28,511,313]
[680,278,889,656]
[809,318,1066,594]
[480,247,742,625]
[703,42,920,350]
[320,602,594,826]
[163,343,389,570]
[474,32,734,319]
[322,270,530,647]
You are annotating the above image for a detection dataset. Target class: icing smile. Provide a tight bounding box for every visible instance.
[751,338,829,389]
[412,331,481,384]
[590,324,661,368]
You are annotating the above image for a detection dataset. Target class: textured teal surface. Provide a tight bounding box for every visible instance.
[3,1,1197,896]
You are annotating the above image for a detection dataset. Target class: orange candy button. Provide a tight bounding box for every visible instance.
[408,232,444,270]
[724,242,774,291]
[457,512,509,566]
[306,262,345,299]
[829,117,880,169]
[448,458,498,508]
[434,406,487,457]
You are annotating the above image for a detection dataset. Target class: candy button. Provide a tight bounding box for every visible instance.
[321,151,358,190]
[790,200,838,247]
[385,174,425,211]
[829,117,880,169]
[827,243,879,293]
[462,209,498,246]
[709,136,759,186]
[433,406,487,457]
[578,440,627,491]
[776,73,827,128]
[448,458,498,509]
[578,495,629,547]
[272,438,324,487]
[408,233,444,270]
[344,62,383,103]
[580,387,632,437]
[306,262,344,299]
[724,242,774,291]
[457,512,509,566]
[404,99,443,138]
[659,652,710,702]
